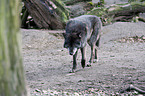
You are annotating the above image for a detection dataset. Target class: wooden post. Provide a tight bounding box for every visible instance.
[0,0,27,96]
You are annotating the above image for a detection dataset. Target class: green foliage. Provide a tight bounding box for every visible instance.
[88,2,94,6]
[100,0,105,4]
[87,7,107,17]
[130,2,145,10]
[53,0,70,23]
[128,0,138,3]
[87,1,145,25]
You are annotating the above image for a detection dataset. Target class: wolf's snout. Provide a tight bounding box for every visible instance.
[68,47,77,55]
[69,48,74,55]
[69,49,75,55]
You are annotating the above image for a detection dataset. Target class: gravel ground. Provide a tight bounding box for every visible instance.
[22,21,145,95]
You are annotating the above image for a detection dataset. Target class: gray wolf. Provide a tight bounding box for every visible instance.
[63,15,102,72]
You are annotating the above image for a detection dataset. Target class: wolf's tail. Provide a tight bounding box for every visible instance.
[96,37,100,47]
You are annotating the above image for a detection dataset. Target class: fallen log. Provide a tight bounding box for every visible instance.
[87,2,145,25]
[24,0,69,29]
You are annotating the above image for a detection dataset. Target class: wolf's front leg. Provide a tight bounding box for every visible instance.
[81,47,86,68]
[71,50,78,73]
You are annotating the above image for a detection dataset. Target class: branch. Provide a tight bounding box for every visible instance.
[120,85,145,94]
[138,17,145,22]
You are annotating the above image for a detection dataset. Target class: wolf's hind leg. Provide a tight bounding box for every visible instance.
[94,37,100,59]
[95,36,100,61]
[87,44,95,67]
[96,36,100,47]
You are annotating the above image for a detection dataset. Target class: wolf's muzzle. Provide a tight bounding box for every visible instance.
[69,47,77,55]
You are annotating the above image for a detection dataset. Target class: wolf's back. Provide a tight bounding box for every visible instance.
[66,15,102,32]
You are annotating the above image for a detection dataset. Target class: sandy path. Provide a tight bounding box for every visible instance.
[22,22,145,95]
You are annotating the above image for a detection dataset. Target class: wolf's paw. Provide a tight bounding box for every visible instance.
[93,59,98,63]
[86,63,92,67]
[69,69,76,73]
[82,64,85,68]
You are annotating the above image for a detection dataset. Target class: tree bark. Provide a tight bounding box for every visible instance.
[87,2,145,25]
[24,0,69,29]
[0,0,27,96]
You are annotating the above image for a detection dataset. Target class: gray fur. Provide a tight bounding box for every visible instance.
[63,15,102,72]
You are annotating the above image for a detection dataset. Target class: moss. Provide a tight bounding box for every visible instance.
[86,7,107,17]
[107,6,122,14]
[129,2,145,12]
[117,3,129,6]
[86,1,145,25]
[53,0,69,18]
[131,1,145,7]
[50,0,69,23]
[88,2,94,6]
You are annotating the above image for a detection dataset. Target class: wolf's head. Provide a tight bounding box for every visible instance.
[63,32,81,55]
[63,20,87,55]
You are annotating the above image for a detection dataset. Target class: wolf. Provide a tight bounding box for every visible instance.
[63,15,102,72]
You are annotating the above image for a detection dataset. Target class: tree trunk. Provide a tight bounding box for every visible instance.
[87,2,145,25]
[24,0,69,29]
[0,0,27,96]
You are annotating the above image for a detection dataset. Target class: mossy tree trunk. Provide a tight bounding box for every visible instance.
[87,2,145,25]
[23,0,69,29]
[0,0,27,96]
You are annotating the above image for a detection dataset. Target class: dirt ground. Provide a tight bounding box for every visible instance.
[22,22,145,95]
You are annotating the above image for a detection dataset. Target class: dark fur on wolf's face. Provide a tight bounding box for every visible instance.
[63,20,87,55]
[63,32,81,55]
